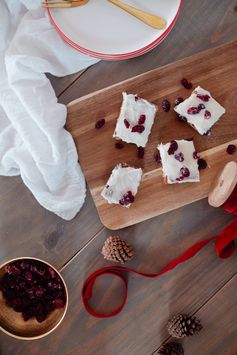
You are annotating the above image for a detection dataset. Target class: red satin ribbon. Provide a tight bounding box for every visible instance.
[82,188,237,318]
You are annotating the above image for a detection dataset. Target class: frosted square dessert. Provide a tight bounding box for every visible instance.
[113,92,157,147]
[174,86,226,135]
[158,139,200,184]
[101,163,142,207]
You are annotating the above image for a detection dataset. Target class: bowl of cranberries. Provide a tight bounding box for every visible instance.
[0,257,68,340]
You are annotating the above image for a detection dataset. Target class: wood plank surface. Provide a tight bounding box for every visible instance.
[1,0,237,354]
[0,176,102,268]
[0,200,235,354]
[66,41,237,229]
[156,274,237,355]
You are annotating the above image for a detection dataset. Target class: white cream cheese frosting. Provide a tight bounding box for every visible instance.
[101,163,143,207]
[158,139,200,184]
[113,92,157,147]
[174,86,226,135]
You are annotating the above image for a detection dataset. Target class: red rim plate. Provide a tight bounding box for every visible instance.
[47,1,182,60]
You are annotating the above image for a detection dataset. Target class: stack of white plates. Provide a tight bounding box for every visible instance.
[48,0,182,60]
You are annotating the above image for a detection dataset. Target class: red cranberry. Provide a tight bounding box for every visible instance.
[168,140,178,155]
[131,124,145,133]
[181,78,193,89]
[24,272,33,281]
[204,129,211,136]
[137,146,145,159]
[119,191,135,206]
[52,298,65,309]
[124,119,130,129]
[5,264,21,276]
[226,144,236,155]
[175,97,184,105]
[176,176,184,182]
[138,114,146,124]
[20,261,30,270]
[204,110,211,119]
[176,113,187,122]
[180,167,190,177]
[175,152,184,162]
[187,107,199,115]
[162,99,171,112]
[193,151,200,160]
[154,151,161,163]
[197,94,210,102]
[115,142,124,149]
[95,118,105,129]
[198,103,205,111]
[35,287,46,298]
[198,158,207,170]
[48,267,56,279]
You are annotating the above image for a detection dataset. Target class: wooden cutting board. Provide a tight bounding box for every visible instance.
[66,40,237,230]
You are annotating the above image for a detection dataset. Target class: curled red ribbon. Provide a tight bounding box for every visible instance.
[82,187,237,318]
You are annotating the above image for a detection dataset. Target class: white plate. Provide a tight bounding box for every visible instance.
[48,0,182,59]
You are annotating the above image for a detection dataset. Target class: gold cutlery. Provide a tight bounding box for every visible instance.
[42,0,88,9]
[108,0,166,29]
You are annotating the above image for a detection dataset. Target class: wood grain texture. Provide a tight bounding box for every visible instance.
[0,200,235,354]
[66,41,237,229]
[156,274,237,355]
[0,175,102,269]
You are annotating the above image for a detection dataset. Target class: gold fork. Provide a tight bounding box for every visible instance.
[42,0,88,8]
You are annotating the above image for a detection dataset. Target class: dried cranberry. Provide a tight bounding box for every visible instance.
[115,142,124,149]
[176,176,184,182]
[176,114,187,122]
[20,261,30,270]
[168,140,178,155]
[124,119,130,128]
[175,152,184,162]
[24,272,33,282]
[138,114,146,124]
[226,144,236,155]
[193,151,200,160]
[187,107,199,115]
[47,267,56,279]
[5,264,21,276]
[119,191,135,206]
[197,94,210,102]
[131,124,145,133]
[180,167,190,178]
[52,298,65,309]
[181,78,193,89]
[154,151,161,163]
[198,103,205,111]
[95,118,105,129]
[35,287,46,298]
[162,99,171,112]
[204,129,211,136]
[204,110,211,119]
[137,146,145,159]
[198,158,207,170]
[175,97,184,106]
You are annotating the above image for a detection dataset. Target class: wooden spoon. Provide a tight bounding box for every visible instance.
[108,0,166,29]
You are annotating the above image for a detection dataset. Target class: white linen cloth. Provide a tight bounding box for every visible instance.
[0,0,99,220]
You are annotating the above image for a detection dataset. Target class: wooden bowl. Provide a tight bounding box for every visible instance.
[0,257,68,340]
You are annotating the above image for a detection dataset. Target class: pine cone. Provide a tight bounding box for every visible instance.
[167,314,202,338]
[102,236,134,264]
[158,342,184,355]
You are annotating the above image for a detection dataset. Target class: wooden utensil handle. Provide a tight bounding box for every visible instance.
[108,0,166,29]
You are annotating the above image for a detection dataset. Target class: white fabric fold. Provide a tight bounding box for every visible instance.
[0,0,99,220]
